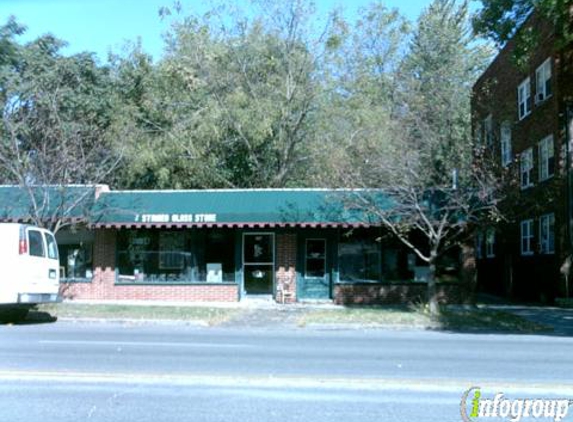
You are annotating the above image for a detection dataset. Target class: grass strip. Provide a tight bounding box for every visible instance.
[299,305,552,333]
[37,303,241,326]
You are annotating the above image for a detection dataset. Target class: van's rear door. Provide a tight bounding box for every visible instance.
[44,231,60,287]
[21,228,59,299]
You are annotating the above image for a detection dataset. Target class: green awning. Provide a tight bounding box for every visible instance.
[91,189,390,228]
[0,186,392,228]
[0,185,97,223]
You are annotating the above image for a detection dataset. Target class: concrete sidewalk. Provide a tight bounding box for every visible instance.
[481,304,573,336]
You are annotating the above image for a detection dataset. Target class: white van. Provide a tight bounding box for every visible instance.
[0,223,61,321]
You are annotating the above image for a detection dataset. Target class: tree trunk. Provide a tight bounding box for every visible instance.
[427,249,439,316]
[461,241,477,305]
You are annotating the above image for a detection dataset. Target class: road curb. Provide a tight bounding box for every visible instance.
[57,317,210,327]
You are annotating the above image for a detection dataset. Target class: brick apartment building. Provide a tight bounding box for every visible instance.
[472,13,573,302]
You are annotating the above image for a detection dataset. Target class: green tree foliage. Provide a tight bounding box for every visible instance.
[113,0,324,189]
[333,0,496,314]
[106,44,186,188]
[473,0,573,61]
[400,0,493,187]
[0,18,122,230]
[311,3,410,185]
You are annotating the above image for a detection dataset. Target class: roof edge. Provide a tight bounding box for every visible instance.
[101,188,379,194]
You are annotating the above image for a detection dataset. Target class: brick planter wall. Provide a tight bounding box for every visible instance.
[334,283,469,305]
[60,283,239,302]
[275,233,297,303]
[60,229,239,302]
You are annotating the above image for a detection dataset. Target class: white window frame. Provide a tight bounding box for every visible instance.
[535,58,552,103]
[500,121,512,167]
[538,135,554,181]
[483,114,493,147]
[521,219,534,256]
[520,147,534,189]
[485,227,495,258]
[539,213,555,254]
[518,78,531,120]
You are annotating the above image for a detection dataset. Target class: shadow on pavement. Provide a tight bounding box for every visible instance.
[0,310,58,326]
[483,305,573,337]
[420,293,570,337]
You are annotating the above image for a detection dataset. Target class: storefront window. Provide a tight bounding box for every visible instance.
[381,248,400,280]
[159,232,186,270]
[338,230,381,282]
[117,230,235,284]
[59,244,93,281]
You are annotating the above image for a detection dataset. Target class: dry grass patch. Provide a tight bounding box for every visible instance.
[300,305,552,333]
[299,306,431,327]
[38,303,241,326]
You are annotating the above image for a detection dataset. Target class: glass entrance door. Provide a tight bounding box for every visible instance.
[243,233,274,294]
[299,238,330,299]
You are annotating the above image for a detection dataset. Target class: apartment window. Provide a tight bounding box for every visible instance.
[500,121,512,166]
[539,213,555,254]
[518,78,531,120]
[485,228,495,258]
[483,114,494,146]
[521,219,535,256]
[538,135,555,181]
[475,232,484,259]
[535,58,552,103]
[520,147,534,188]
[474,122,482,146]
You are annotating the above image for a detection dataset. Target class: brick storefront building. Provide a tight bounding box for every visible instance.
[472,13,573,301]
[0,186,469,305]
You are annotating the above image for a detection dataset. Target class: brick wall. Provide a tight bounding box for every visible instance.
[275,233,297,303]
[334,283,469,306]
[60,229,239,302]
[60,228,474,305]
[472,14,568,301]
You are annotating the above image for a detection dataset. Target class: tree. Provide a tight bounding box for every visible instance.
[114,0,329,189]
[0,19,123,232]
[105,43,183,189]
[310,2,410,185]
[333,0,497,315]
[473,0,573,62]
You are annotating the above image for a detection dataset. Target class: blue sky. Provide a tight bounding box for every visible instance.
[0,0,481,62]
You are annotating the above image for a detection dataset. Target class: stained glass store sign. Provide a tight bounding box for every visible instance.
[134,214,217,223]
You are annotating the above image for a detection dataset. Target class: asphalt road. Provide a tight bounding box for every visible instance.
[1,322,573,422]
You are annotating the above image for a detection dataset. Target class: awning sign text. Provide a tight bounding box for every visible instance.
[135,213,217,223]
